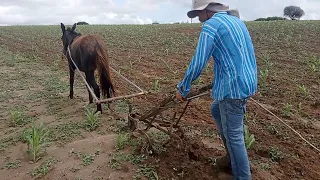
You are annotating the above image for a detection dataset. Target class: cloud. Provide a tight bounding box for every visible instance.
[0,0,319,25]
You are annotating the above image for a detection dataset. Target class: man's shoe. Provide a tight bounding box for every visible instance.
[216,154,231,168]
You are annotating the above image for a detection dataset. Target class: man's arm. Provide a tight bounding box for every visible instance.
[177,26,216,98]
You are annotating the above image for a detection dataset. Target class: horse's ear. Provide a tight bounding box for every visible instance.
[71,23,77,31]
[60,23,65,33]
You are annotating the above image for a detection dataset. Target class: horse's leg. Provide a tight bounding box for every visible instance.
[106,88,115,111]
[85,71,102,113]
[69,66,75,99]
[87,87,93,104]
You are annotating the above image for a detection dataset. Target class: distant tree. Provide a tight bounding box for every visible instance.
[284,6,305,20]
[76,21,89,25]
[152,20,159,24]
[255,16,287,21]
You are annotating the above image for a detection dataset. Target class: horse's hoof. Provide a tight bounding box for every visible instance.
[69,95,74,99]
[95,110,102,115]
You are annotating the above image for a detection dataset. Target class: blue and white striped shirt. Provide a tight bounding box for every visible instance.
[177,12,258,100]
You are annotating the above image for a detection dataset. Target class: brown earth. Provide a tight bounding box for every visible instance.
[0,21,319,180]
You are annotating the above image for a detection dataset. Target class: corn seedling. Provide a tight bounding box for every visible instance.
[153,79,160,91]
[25,122,50,163]
[84,106,100,131]
[263,53,273,68]
[259,68,269,89]
[298,102,303,113]
[297,84,308,97]
[282,103,292,117]
[10,110,24,127]
[244,125,255,149]
[308,55,320,72]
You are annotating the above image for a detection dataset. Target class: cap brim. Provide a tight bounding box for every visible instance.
[187,10,199,18]
[187,4,209,18]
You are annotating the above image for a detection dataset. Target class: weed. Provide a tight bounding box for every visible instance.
[70,149,99,166]
[116,133,131,150]
[3,160,21,169]
[84,106,100,131]
[134,165,159,180]
[203,128,217,138]
[70,166,81,173]
[25,122,50,163]
[82,154,95,166]
[266,124,278,135]
[269,147,283,162]
[260,163,271,170]
[9,110,33,127]
[30,158,58,178]
[109,152,146,169]
[48,122,82,143]
[193,77,202,85]
[244,125,255,149]
[282,103,292,117]
[5,54,16,67]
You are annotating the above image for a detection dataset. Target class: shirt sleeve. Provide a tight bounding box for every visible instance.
[177,26,215,98]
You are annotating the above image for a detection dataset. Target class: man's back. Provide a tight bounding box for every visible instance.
[204,12,258,100]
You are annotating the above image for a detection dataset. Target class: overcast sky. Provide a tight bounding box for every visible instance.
[0,0,319,26]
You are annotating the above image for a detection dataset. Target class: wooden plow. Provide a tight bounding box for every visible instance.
[65,47,213,149]
[128,83,213,150]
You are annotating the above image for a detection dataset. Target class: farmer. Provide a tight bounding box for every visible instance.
[176,0,258,179]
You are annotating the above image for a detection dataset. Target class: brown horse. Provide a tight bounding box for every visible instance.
[60,23,115,113]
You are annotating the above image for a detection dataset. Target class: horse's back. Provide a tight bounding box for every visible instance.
[72,34,107,53]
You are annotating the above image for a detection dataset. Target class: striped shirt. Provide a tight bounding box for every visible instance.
[177,12,258,100]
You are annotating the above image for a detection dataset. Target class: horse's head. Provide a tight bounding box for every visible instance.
[60,23,81,55]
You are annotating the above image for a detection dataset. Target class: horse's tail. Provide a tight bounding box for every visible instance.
[96,44,115,98]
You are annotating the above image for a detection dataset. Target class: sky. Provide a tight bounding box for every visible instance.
[0,0,320,26]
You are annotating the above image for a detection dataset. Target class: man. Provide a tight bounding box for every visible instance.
[176,0,258,179]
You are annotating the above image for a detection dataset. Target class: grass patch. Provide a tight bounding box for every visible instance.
[109,151,147,170]
[70,149,100,166]
[134,165,159,180]
[29,158,58,178]
[116,133,131,150]
[9,110,35,127]
[2,160,21,169]
[84,106,100,131]
[269,147,284,162]
[48,122,83,144]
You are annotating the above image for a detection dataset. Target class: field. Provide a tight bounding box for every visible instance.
[0,20,319,180]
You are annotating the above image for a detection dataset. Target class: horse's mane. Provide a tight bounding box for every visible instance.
[66,27,81,36]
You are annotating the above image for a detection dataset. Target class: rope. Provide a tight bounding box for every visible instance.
[249,97,320,154]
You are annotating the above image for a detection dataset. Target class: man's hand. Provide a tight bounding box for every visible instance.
[176,91,185,102]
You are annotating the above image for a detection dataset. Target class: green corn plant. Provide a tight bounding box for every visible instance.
[297,84,308,97]
[153,79,160,91]
[282,103,292,117]
[84,106,100,131]
[10,110,23,127]
[259,68,269,89]
[244,125,255,149]
[25,122,50,163]
[263,53,273,68]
